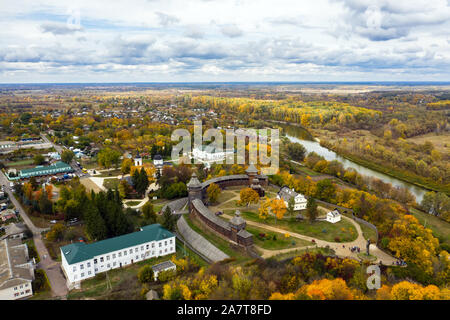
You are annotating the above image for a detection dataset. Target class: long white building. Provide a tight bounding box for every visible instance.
[60,224,176,288]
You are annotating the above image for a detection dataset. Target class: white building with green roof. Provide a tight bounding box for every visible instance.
[60,224,176,288]
[9,161,73,180]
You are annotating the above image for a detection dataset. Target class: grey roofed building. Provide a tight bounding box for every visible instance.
[277,186,298,202]
[0,238,35,299]
[146,289,159,300]
[245,164,258,174]
[187,172,202,188]
[1,223,28,240]
[229,210,246,227]
[151,260,176,274]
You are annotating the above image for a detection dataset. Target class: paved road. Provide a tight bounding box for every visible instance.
[0,170,68,298]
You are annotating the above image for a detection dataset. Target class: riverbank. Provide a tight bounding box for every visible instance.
[324,146,450,195]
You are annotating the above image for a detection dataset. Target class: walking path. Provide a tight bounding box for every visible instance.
[210,189,396,264]
[221,212,396,264]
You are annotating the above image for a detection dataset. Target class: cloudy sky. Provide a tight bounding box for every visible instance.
[1,0,449,82]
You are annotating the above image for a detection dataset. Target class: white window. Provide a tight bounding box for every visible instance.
[81,273,85,278]
[164,241,167,246]
[73,266,77,272]
[112,254,116,259]
[88,271,91,275]
[87,262,91,268]
[141,246,144,251]
[106,255,110,261]
[152,243,155,248]
[80,264,84,270]
[100,257,104,262]
[170,239,173,244]
[159,243,162,247]
[146,244,149,249]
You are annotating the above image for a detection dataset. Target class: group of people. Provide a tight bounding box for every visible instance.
[393,259,407,266]
[350,246,360,253]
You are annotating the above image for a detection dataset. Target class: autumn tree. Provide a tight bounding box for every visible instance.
[138,265,154,283]
[270,198,287,222]
[258,199,271,221]
[239,188,259,207]
[141,202,157,224]
[206,183,221,204]
[287,197,295,220]
[121,158,133,174]
[61,149,75,164]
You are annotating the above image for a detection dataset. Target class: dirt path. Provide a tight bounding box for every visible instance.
[221,212,396,265]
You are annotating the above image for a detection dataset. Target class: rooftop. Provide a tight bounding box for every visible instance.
[19,161,73,176]
[0,239,33,291]
[60,224,175,265]
[152,260,176,273]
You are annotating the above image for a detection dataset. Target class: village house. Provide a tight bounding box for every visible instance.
[326,209,341,224]
[276,186,308,211]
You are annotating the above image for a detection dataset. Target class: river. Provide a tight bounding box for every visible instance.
[280,124,427,203]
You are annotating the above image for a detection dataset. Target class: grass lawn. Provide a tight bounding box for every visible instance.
[238,210,358,243]
[246,225,310,250]
[97,169,122,177]
[269,246,335,261]
[410,207,450,246]
[183,214,251,264]
[5,159,34,167]
[67,239,207,300]
[125,200,141,207]
[216,191,237,204]
[358,222,378,243]
[295,165,321,176]
[103,178,120,190]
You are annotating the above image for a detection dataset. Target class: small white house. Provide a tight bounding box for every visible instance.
[277,186,307,211]
[153,154,163,167]
[326,209,341,224]
[151,260,176,280]
[134,151,143,167]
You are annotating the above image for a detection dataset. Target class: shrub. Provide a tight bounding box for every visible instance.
[157,269,176,283]
[334,236,341,242]
[138,265,154,283]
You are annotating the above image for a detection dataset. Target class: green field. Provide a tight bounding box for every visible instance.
[236,210,358,243]
[246,225,310,250]
[410,207,450,246]
[5,159,34,167]
[103,178,120,189]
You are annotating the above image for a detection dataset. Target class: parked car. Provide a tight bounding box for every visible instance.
[50,220,57,224]
[215,211,223,216]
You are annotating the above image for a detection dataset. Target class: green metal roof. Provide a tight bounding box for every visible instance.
[19,161,73,178]
[60,224,175,265]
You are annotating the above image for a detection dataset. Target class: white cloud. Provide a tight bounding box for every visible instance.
[0,0,448,82]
